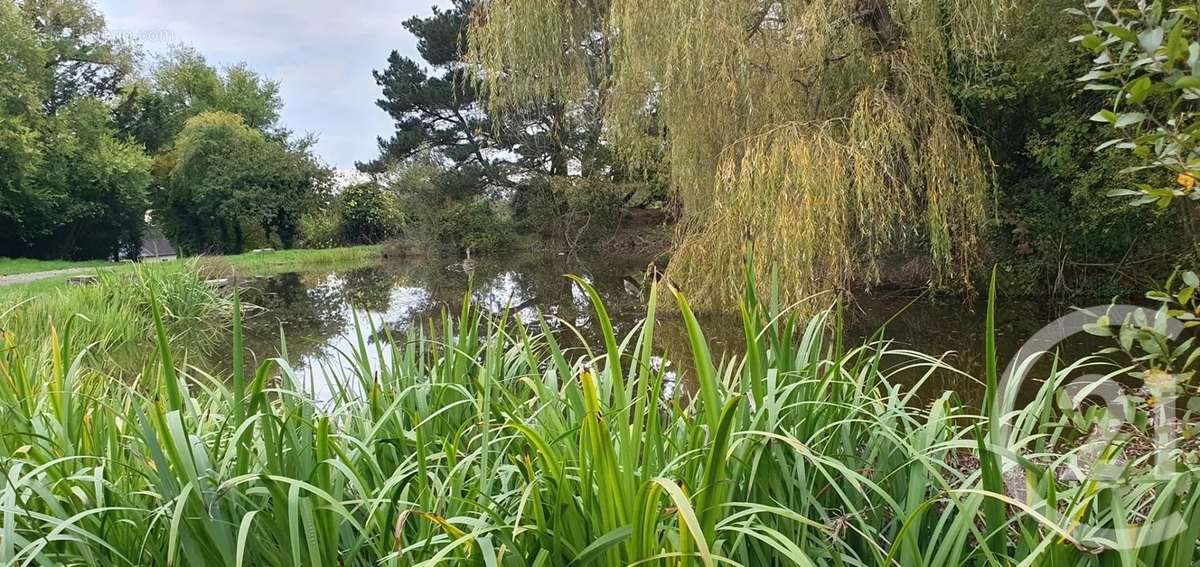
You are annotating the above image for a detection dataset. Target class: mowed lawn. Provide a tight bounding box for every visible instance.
[0,245,383,299]
[0,257,114,276]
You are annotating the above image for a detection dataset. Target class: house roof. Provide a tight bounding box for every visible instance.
[141,232,177,257]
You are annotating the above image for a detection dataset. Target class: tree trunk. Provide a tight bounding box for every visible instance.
[276,214,298,249]
[549,104,569,176]
[232,222,244,254]
[853,0,904,52]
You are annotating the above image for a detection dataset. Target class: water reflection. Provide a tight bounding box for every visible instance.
[228,251,1109,407]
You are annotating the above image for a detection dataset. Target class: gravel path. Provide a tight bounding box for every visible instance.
[0,267,99,287]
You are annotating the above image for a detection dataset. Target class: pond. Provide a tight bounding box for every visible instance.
[228,249,1111,407]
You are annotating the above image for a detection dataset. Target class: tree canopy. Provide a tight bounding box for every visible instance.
[116,47,282,154]
[0,0,149,259]
[361,0,504,190]
[157,112,331,254]
[368,1,624,187]
[0,0,330,260]
[467,0,1015,309]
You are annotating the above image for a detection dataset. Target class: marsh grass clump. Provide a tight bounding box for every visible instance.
[0,270,1197,565]
[219,245,384,272]
[0,261,231,365]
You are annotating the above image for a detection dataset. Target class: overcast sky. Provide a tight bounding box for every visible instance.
[94,0,443,173]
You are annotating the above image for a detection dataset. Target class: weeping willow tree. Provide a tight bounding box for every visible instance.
[467,0,1013,310]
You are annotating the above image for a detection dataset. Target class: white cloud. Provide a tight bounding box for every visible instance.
[95,0,446,169]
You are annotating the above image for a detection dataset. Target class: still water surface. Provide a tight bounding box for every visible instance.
[228,251,1108,406]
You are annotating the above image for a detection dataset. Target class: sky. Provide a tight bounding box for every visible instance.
[94,0,443,174]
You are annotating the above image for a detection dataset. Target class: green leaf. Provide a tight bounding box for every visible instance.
[1103,24,1138,44]
[1175,75,1200,89]
[1127,76,1153,104]
[1091,109,1119,123]
[1084,314,1113,337]
[1115,112,1146,128]
[1167,19,1188,63]
[1184,271,1200,288]
[568,525,632,566]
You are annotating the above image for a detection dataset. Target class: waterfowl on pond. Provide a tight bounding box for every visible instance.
[622,275,642,299]
[446,248,476,274]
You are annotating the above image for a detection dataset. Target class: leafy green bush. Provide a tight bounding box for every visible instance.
[337,181,404,245]
[296,208,342,249]
[1076,0,1200,211]
[156,112,332,254]
[438,199,514,252]
[959,0,1186,295]
[514,176,631,248]
[380,158,515,254]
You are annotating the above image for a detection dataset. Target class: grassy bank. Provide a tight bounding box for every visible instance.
[0,257,113,276]
[0,263,232,369]
[0,246,383,365]
[0,267,1196,565]
[0,245,383,297]
[220,245,383,272]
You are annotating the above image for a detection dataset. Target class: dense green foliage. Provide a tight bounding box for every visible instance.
[122,48,333,255]
[336,181,405,245]
[0,268,1197,565]
[465,0,1008,309]
[0,262,230,365]
[0,0,149,260]
[116,48,282,155]
[362,1,498,183]
[296,161,514,253]
[1070,0,1200,384]
[1077,0,1200,212]
[4,0,1195,293]
[365,1,661,254]
[959,0,1186,295]
[158,112,332,254]
[364,0,611,185]
[458,0,1198,303]
[0,1,332,261]
[515,176,635,248]
[382,159,514,253]
[3,1,1200,564]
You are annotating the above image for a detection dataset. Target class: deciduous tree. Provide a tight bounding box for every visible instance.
[158,112,330,254]
[117,47,282,154]
[0,0,151,259]
[468,0,1014,309]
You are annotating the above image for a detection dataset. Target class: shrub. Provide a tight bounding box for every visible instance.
[514,176,630,248]
[380,158,515,254]
[959,0,1187,295]
[438,199,514,252]
[338,181,404,245]
[297,208,342,249]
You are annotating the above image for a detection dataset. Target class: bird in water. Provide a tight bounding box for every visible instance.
[622,275,643,300]
[460,248,476,274]
[446,248,476,274]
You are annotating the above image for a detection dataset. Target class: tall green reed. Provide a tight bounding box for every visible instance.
[0,268,1196,565]
[0,262,230,368]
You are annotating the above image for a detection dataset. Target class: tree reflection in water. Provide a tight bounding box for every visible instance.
[222,250,1105,408]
